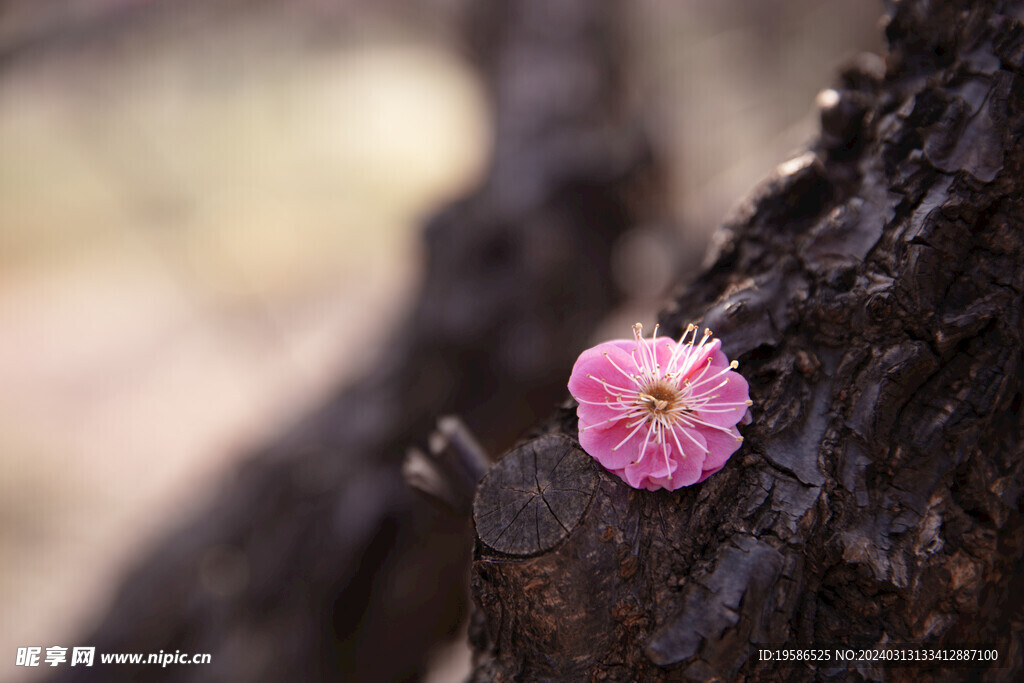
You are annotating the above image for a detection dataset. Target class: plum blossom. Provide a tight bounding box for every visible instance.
[568,323,751,491]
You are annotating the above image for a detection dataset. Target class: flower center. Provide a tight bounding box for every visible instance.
[638,379,682,418]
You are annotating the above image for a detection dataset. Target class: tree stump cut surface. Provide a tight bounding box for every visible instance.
[473,435,597,556]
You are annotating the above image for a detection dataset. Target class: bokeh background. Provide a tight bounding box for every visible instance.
[0,1,880,680]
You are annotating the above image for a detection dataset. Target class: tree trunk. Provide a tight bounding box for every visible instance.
[469,1,1024,680]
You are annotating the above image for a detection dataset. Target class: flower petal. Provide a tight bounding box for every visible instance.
[576,401,629,433]
[567,343,640,403]
[694,370,750,427]
[657,426,706,488]
[699,424,742,471]
[579,421,644,470]
[622,442,675,488]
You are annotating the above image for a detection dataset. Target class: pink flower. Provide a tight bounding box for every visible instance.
[568,323,751,491]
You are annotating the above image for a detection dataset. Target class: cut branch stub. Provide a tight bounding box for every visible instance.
[473,434,597,556]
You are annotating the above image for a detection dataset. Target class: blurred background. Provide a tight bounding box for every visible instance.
[0,1,880,680]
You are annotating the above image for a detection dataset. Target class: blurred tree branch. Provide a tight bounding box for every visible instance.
[50,0,662,681]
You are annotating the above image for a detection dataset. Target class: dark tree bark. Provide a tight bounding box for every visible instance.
[52,1,660,681]
[469,1,1024,681]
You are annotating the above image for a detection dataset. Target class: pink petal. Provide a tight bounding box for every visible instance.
[622,444,675,488]
[579,421,645,470]
[695,370,750,427]
[605,339,637,355]
[570,342,644,433]
[664,427,707,486]
[644,475,674,490]
[576,401,627,433]
[716,369,750,405]
[622,465,649,489]
[698,425,742,471]
[647,460,700,491]
[567,343,639,403]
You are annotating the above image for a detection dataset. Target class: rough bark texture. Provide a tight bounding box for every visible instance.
[52,1,659,681]
[470,1,1024,681]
